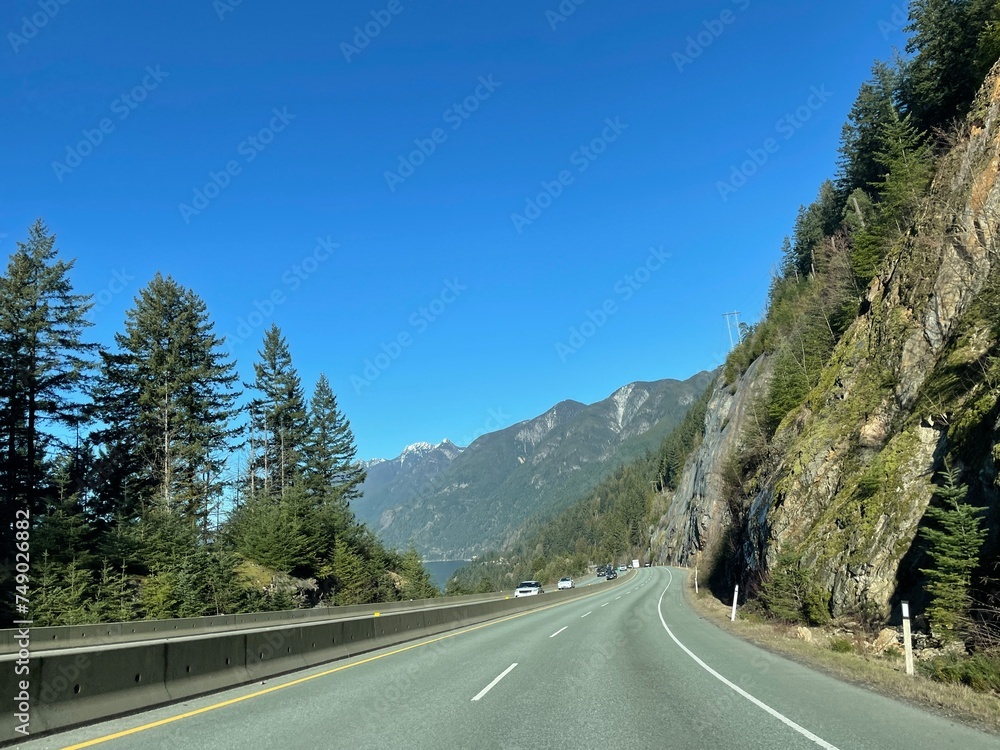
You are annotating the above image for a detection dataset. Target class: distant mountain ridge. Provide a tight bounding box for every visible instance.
[353,371,714,558]
[356,439,463,529]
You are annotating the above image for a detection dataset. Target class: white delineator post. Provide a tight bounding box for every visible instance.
[694,567,699,594]
[730,584,739,621]
[902,601,914,676]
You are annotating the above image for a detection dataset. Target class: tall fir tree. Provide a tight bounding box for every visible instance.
[837,61,899,198]
[871,108,934,228]
[849,106,934,285]
[0,220,95,573]
[245,325,308,497]
[93,273,239,533]
[304,373,366,507]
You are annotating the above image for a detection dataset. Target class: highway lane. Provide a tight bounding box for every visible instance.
[17,568,999,749]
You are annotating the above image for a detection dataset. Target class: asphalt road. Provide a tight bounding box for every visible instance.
[17,568,999,750]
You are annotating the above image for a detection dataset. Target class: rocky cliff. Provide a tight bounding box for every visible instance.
[654,67,1000,619]
[652,356,772,568]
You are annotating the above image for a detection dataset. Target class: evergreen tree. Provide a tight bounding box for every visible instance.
[0,220,95,570]
[974,2,1000,78]
[32,491,96,567]
[94,273,240,531]
[399,546,439,599]
[32,553,93,626]
[88,559,136,623]
[246,325,308,496]
[920,466,987,640]
[902,0,995,132]
[837,62,899,198]
[850,107,934,285]
[871,108,934,229]
[761,553,830,625]
[332,538,375,605]
[89,369,147,522]
[304,373,366,506]
[782,182,845,281]
[224,487,321,575]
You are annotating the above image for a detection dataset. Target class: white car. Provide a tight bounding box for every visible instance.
[557,577,574,590]
[514,581,544,597]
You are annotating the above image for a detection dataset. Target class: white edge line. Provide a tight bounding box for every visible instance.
[549,626,568,638]
[657,569,840,750]
[472,663,518,702]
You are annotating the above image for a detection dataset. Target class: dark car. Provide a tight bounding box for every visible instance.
[606,569,617,580]
[596,566,606,577]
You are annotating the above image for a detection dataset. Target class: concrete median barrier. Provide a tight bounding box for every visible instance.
[0,593,509,656]
[32,642,170,737]
[301,620,349,667]
[246,626,310,681]
[164,633,249,702]
[0,584,605,743]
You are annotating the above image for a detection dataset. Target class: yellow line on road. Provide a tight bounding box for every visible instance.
[60,589,606,749]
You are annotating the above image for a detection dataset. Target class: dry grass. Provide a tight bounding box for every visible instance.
[684,578,1000,735]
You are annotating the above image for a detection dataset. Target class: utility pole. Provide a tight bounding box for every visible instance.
[722,311,742,351]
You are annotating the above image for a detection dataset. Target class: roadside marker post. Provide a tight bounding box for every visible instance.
[902,601,914,676]
[730,584,739,622]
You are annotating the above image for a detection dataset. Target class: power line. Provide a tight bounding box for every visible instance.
[722,311,742,351]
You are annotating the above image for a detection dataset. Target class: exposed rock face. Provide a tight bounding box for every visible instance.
[653,356,772,568]
[653,65,1000,618]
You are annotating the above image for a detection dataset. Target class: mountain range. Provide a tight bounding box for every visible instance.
[353,371,714,558]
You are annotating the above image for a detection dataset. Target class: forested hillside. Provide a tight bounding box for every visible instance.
[447,382,713,592]
[652,0,1000,682]
[0,250,436,627]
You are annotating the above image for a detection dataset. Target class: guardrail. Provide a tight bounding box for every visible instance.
[0,581,619,744]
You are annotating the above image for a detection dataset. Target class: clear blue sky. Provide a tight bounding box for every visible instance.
[2,1,908,460]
